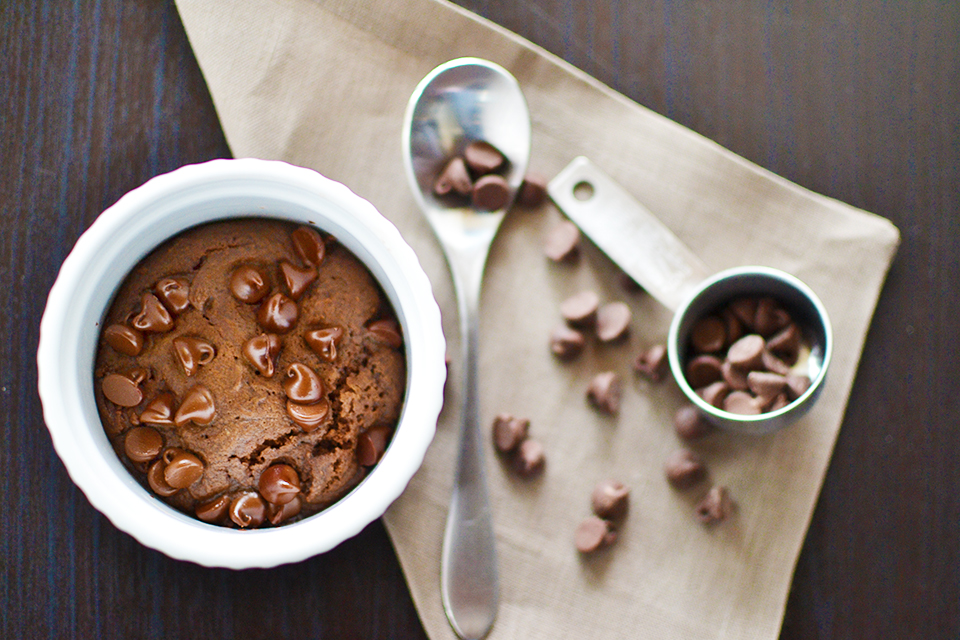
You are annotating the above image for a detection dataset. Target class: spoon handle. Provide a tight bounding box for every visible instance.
[441,247,499,640]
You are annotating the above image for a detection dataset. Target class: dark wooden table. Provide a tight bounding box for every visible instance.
[4,1,957,637]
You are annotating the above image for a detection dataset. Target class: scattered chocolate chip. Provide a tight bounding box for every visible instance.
[282,363,324,404]
[596,302,631,342]
[242,333,282,377]
[132,293,174,333]
[154,277,191,315]
[492,414,530,453]
[549,324,586,359]
[172,336,216,377]
[139,392,176,426]
[124,426,164,463]
[101,371,145,407]
[357,425,393,467]
[560,290,600,326]
[103,324,144,356]
[290,226,326,267]
[673,405,713,440]
[304,326,343,361]
[463,140,505,174]
[162,449,204,489]
[257,292,299,333]
[471,174,511,211]
[590,479,629,520]
[544,220,580,262]
[173,384,216,427]
[258,464,301,505]
[229,264,271,304]
[575,515,617,553]
[367,319,403,349]
[517,172,547,207]
[664,449,707,489]
[229,491,267,528]
[696,485,733,524]
[587,371,621,414]
[195,494,230,524]
[514,438,546,476]
[286,398,330,432]
[279,260,317,300]
[434,156,473,197]
[634,344,668,381]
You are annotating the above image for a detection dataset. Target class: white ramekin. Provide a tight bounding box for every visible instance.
[37,158,445,569]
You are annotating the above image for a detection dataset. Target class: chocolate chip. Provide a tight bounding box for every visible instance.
[124,426,164,463]
[785,374,811,400]
[257,292,299,333]
[173,384,216,427]
[154,277,191,315]
[634,344,668,382]
[229,491,267,528]
[720,359,749,390]
[471,174,510,211]
[590,479,629,520]
[596,302,631,342]
[728,297,758,329]
[673,405,713,440]
[685,354,723,388]
[282,363,324,404]
[492,414,529,453]
[549,324,585,359]
[722,390,762,415]
[697,380,730,408]
[162,449,204,489]
[195,494,230,524]
[101,371,145,407]
[242,333,282,377]
[664,448,706,489]
[132,293,174,333]
[434,156,473,197]
[514,438,545,476]
[103,324,143,356]
[304,326,343,361]
[463,140,505,174]
[290,225,326,267]
[357,425,393,467]
[587,371,621,414]
[696,485,733,524]
[517,172,548,207]
[286,398,330,432]
[172,336,216,377]
[575,516,617,553]
[767,323,801,361]
[746,370,787,401]
[229,264,271,304]
[267,496,302,526]
[147,459,179,497]
[760,348,791,375]
[279,260,317,300]
[560,290,600,326]
[139,392,176,426]
[726,334,765,370]
[690,315,726,353]
[544,220,580,262]
[258,464,301,505]
[754,297,790,336]
[367,319,403,349]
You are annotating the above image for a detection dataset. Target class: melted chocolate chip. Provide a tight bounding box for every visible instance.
[172,336,216,376]
[132,293,174,333]
[229,264,270,304]
[258,464,301,505]
[367,319,402,349]
[286,398,330,432]
[173,385,216,427]
[139,392,176,425]
[103,324,143,356]
[101,372,144,407]
[162,450,204,489]
[229,491,267,528]
[357,425,393,467]
[282,363,324,404]
[304,326,343,362]
[124,426,164,463]
[290,226,326,267]
[242,333,282,377]
[147,459,178,497]
[155,277,191,315]
[195,494,230,524]
[257,292,298,333]
[267,496,302,526]
[279,260,317,300]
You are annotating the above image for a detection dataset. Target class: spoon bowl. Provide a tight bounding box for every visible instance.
[403,58,530,640]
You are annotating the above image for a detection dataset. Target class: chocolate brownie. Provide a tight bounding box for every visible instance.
[94,219,406,528]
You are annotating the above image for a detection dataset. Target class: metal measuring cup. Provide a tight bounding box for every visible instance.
[548,157,833,434]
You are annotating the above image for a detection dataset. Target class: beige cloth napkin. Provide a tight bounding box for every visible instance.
[175,1,900,638]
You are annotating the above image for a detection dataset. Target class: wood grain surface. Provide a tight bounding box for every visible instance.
[3,1,957,638]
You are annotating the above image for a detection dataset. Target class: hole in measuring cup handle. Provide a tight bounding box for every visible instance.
[573,181,595,201]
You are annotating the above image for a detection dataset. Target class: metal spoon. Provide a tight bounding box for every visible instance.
[402,58,530,639]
